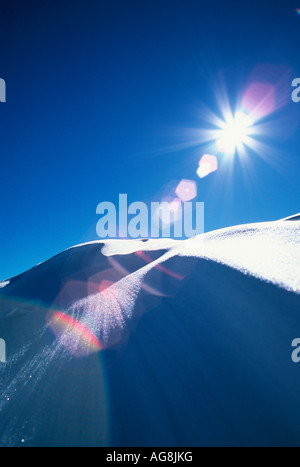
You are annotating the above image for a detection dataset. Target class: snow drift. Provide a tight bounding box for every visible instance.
[0,217,299,447]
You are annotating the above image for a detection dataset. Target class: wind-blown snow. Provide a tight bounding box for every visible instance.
[0,218,299,447]
[98,220,300,294]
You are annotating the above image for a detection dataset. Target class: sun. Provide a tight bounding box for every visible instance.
[216,111,254,155]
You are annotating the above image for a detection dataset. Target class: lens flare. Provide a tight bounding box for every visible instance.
[197,154,218,178]
[168,198,182,213]
[49,311,103,357]
[99,280,119,300]
[242,82,276,120]
[216,112,253,154]
[170,68,291,177]
[175,180,197,202]
[135,250,185,280]
[155,198,182,227]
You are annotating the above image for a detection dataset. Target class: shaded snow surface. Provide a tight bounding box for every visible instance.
[0,218,299,447]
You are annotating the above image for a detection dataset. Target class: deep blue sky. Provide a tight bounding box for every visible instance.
[0,0,299,279]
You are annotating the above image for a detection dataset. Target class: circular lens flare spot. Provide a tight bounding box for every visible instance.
[175,180,197,202]
[197,154,218,178]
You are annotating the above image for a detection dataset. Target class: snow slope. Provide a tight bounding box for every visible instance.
[0,218,299,447]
